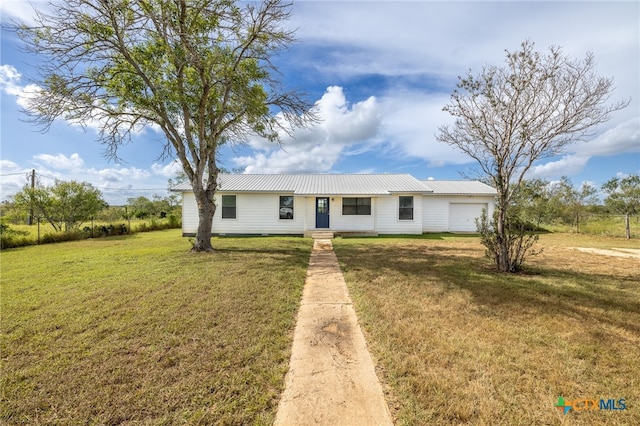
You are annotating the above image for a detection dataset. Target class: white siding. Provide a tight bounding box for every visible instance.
[332,197,376,231]
[182,192,199,234]
[182,192,305,235]
[212,193,305,234]
[182,190,496,235]
[422,196,451,232]
[303,196,376,232]
[375,195,423,235]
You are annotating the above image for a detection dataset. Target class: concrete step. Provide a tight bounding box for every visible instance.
[308,231,334,239]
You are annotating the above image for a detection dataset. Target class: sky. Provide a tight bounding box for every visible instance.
[1,1,638,205]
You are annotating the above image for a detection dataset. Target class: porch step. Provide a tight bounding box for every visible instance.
[308,231,334,239]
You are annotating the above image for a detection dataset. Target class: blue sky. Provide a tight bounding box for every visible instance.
[1,1,638,204]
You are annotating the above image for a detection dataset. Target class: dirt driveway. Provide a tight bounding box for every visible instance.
[572,247,640,258]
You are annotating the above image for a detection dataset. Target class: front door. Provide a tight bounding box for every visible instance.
[316,197,330,228]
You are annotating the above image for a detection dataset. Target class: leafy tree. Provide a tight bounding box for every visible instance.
[126,195,179,219]
[512,178,552,227]
[602,174,640,239]
[13,180,107,231]
[151,194,176,217]
[0,201,28,225]
[437,40,629,272]
[549,176,598,233]
[126,196,156,219]
[18,0,313,252]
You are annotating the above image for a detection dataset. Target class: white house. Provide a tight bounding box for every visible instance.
[172,174,496,236]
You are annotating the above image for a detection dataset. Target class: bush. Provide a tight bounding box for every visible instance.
[0,221,32,249]
[40,230,88,244]
[167,214,181,228]
[476,209,541,272]
[133,217,180,233]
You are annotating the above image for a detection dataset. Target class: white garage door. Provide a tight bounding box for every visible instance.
[449,203,487,232]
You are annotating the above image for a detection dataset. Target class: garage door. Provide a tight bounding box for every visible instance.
[449,203,487,232]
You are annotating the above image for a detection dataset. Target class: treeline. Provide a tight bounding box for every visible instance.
[1,179,182,249]
[512,174,639,238]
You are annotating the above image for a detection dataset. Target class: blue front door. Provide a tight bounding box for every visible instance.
[316,197,330,228]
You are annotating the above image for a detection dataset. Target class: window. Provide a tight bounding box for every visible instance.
[221,195,236,219]
[399,196,413,220]
[342,197,371,215]
[279,196,294,219]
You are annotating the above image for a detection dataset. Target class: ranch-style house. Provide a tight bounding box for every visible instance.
[172,174,496,236]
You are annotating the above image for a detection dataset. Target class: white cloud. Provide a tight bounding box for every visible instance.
[0,1,41,25]
[378,91,470,166]
[0,159,21,173]
[528,155,592,179]
[293,2,638,88]
[0,65,42,110]
[0,160,30,200]
[238,86,382,173]
[235,86,480,173]
[2,0,637,191]
[33,153,85,170]
[528,117,640,179]
[0,153,170,204]
[87,166,151,183]
[151,160,182,178]
[0,65,20,87]
[0,64,159,137]
[570,117,640,157]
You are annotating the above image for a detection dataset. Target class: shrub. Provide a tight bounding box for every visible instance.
[0,221,32,249]
[167,214,181,228]
[476,209,541,272]
[40,230,88,244]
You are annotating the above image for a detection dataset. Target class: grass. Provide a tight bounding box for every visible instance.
[545,215,640,238]
[2,217,181,248]
[333,233,640,425]
[3,229,638,424]
[0,230,312,425]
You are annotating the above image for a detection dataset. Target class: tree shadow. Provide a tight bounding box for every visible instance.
[334,243,640,336]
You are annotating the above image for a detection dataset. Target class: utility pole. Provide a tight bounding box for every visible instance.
[28,169,35,225]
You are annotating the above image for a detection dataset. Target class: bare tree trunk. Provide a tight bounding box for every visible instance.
[193,189,216,252]
[625,213,631,239]
[496,206,510,272]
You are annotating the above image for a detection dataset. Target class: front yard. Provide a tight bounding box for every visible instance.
[333,233,639,425]
[1,230,312,425]
[2,230,638,425]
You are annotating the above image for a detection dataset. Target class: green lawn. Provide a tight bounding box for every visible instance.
[1,230,312,425]
[333,233,639,425]
[3,230,638,425]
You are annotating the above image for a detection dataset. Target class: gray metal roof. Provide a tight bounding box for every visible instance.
[172,174,431,195]
[421,180,497,195]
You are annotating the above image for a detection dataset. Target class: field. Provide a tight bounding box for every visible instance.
[1,217,181,249]
[2,229,639,425]
[0,230,312,424]
[333,233,640,425]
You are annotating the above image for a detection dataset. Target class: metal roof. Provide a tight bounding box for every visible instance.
[172,174,431,195]
[421,180,497,195]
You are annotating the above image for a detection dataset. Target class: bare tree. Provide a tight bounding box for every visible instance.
[17,0,314,252]
[437,40,629,272]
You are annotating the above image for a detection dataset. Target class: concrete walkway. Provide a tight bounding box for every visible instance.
[274,238,393,426]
